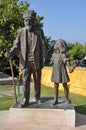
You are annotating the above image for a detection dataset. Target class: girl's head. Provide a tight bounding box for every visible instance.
[54,39,67,53]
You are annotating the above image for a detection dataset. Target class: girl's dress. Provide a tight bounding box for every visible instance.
[51,52,70,83]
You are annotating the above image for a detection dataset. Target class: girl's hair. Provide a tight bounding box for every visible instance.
[54,39,67,53]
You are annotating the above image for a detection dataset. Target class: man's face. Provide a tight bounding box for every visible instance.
[24,17,35,28]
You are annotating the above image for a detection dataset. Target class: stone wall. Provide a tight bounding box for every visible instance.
[41,67,86,96]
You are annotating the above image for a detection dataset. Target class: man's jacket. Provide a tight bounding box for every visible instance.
[9,26,46,69]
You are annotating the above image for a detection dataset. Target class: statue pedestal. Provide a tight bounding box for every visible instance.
[9,98,75,127]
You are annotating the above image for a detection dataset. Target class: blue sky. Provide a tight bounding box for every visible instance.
[21,0,86,44]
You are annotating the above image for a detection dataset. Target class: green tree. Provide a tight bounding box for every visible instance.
[45,37,56,65]
[0,0,29,71]
[83,43,86,56]
[67,42,84,65]
[0,0,29,50]
[35,15,44,28]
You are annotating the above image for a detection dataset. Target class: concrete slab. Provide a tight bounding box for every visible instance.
[0,72,17,85]
[0,111,86,130]
[9,97,75,127]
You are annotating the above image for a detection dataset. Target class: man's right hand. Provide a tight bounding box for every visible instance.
[4,52,10,59]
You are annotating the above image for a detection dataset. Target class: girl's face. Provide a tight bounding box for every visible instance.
[54,44,58,50]
[54,44,59,53]
[54,41,67,53]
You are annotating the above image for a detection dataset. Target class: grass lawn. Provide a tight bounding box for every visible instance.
[0,85,86,115]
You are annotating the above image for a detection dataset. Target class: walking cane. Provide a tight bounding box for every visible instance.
[9,59,18,106]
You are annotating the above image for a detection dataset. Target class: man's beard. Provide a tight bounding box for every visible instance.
[26,25,34,32]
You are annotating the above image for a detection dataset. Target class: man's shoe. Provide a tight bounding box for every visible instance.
[20,97,29,107]
[21,102,29,108]
[53,100,58,105]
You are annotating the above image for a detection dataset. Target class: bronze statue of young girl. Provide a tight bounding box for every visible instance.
[51,39,73,105]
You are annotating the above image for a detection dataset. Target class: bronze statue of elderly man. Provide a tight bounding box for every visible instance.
[5,10,46,107]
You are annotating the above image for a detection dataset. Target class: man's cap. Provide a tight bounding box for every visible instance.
[23,10,36,19]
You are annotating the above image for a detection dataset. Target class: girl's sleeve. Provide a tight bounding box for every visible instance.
[61,53,69,64]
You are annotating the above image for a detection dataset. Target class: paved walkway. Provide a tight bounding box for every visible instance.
[0,82,32,97]
[0,82,23,97]
[0,111,86,130]
[0,72,18,85]
[0,90,14,96]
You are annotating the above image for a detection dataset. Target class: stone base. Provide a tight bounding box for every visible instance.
[9,97,75,127]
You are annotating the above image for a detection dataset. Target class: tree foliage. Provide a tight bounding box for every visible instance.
[0,0,29,50]
[35,15,44,28]
[67,42,86,65]
[45,37,56,65]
